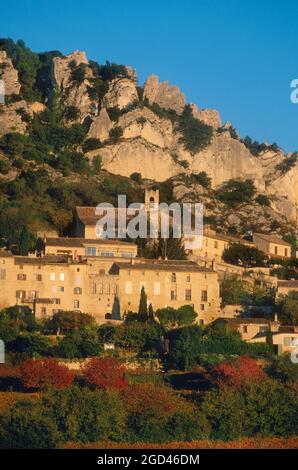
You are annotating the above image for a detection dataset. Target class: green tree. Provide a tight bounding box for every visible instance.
[220,275,250,306]
[0,400,60,449]
[223,244,267,267]
[138,286,148,321]
[277,291,298,325]
[156,305,196,329]
[216,179,256,207]
[267,354,298,383]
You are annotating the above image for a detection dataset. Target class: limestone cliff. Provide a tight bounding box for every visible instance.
[0,45,297,225]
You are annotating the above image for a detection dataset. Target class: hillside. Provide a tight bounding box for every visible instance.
[0,38,297,249]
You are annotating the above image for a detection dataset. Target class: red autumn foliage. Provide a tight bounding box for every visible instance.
[20,358,76,390]
[81,357,128,390]
[211,356,266,389]
[121,382,182,416]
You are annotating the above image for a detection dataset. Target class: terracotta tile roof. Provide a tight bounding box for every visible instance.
[254,233,291,247]
[75,206,134,226]
[277,280,298,289]
[112,261,215,273]
[46,237,135,248]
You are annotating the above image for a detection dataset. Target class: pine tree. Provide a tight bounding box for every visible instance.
[148,303,155,322]
[138,286,148,321]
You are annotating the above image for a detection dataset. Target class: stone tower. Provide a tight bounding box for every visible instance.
[145,189,160,211]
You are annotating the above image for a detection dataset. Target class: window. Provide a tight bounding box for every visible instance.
[41,307,46,317]
[98,283,103,294]
[121,252,133,258]
[243,326,248,333]
[214,241,218,249]
[259,326,268,333]
[59,286,64,292]
[171,273,176,283]
[0,269,6,280]
[154,282,161,295]
[91,283,96,294]
[285,248,288,257]
[186,275,191,283]
[185,289,192,301]
[60,273,65,281]
[201,290,208,302]
[30,291,38,299]
[200,304,205,311]
[17,273,26,281]
[284,337,297,347]
[199,319,204,326]
[50,273,55,281]
[105,284,111,294]
[171,290,177,300]
[74,300,80,309]
[274,246,278,255]
[16,290,26,299]
[74,287,82,295]
[114,284,119,295]
[100,251,114,257]
[35,274,42,281]
[125,281,132,294]
[86,246,96,256]
[54,298,61,305]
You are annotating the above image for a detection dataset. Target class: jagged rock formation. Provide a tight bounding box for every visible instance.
[53,51,98,120]
[103,77,139,109]
[88,107,112,141]
[0,51,21,95]
[143,74,186,114]
[0,51,31,135]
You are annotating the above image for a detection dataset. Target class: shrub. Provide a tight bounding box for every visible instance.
[0,400,60,448]
[11,332,51,357]
[210,356,266,389]
[130,172,142,183]
[82,137,102,153]
[121,383,210,443]
[220,275,250,306]
[267,354,298,383]
[202,380,298,440]
[82,357,128,390]
[277,291,298,325]
[191,171,212,188]
[48,310,96,334]
[216,179,256,206]
[109,126,123,143]
[55,329,102,359]
[20,358,76,390]
[222,244,267,267]
[156,305,197,329]
[256,194,270,206]
[175,105,213,153]
[42,385,126,443]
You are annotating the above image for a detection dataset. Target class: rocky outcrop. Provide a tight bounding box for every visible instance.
[88,107,112,141]
[143,74,186,114]
[190,104,221,128]
[0,51,21,96]
[103,77,139,110]
[53,51,98,120]
[0,100,31,136]
[87,138,182,181]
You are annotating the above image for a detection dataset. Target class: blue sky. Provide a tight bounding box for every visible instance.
[1,0,298,152]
